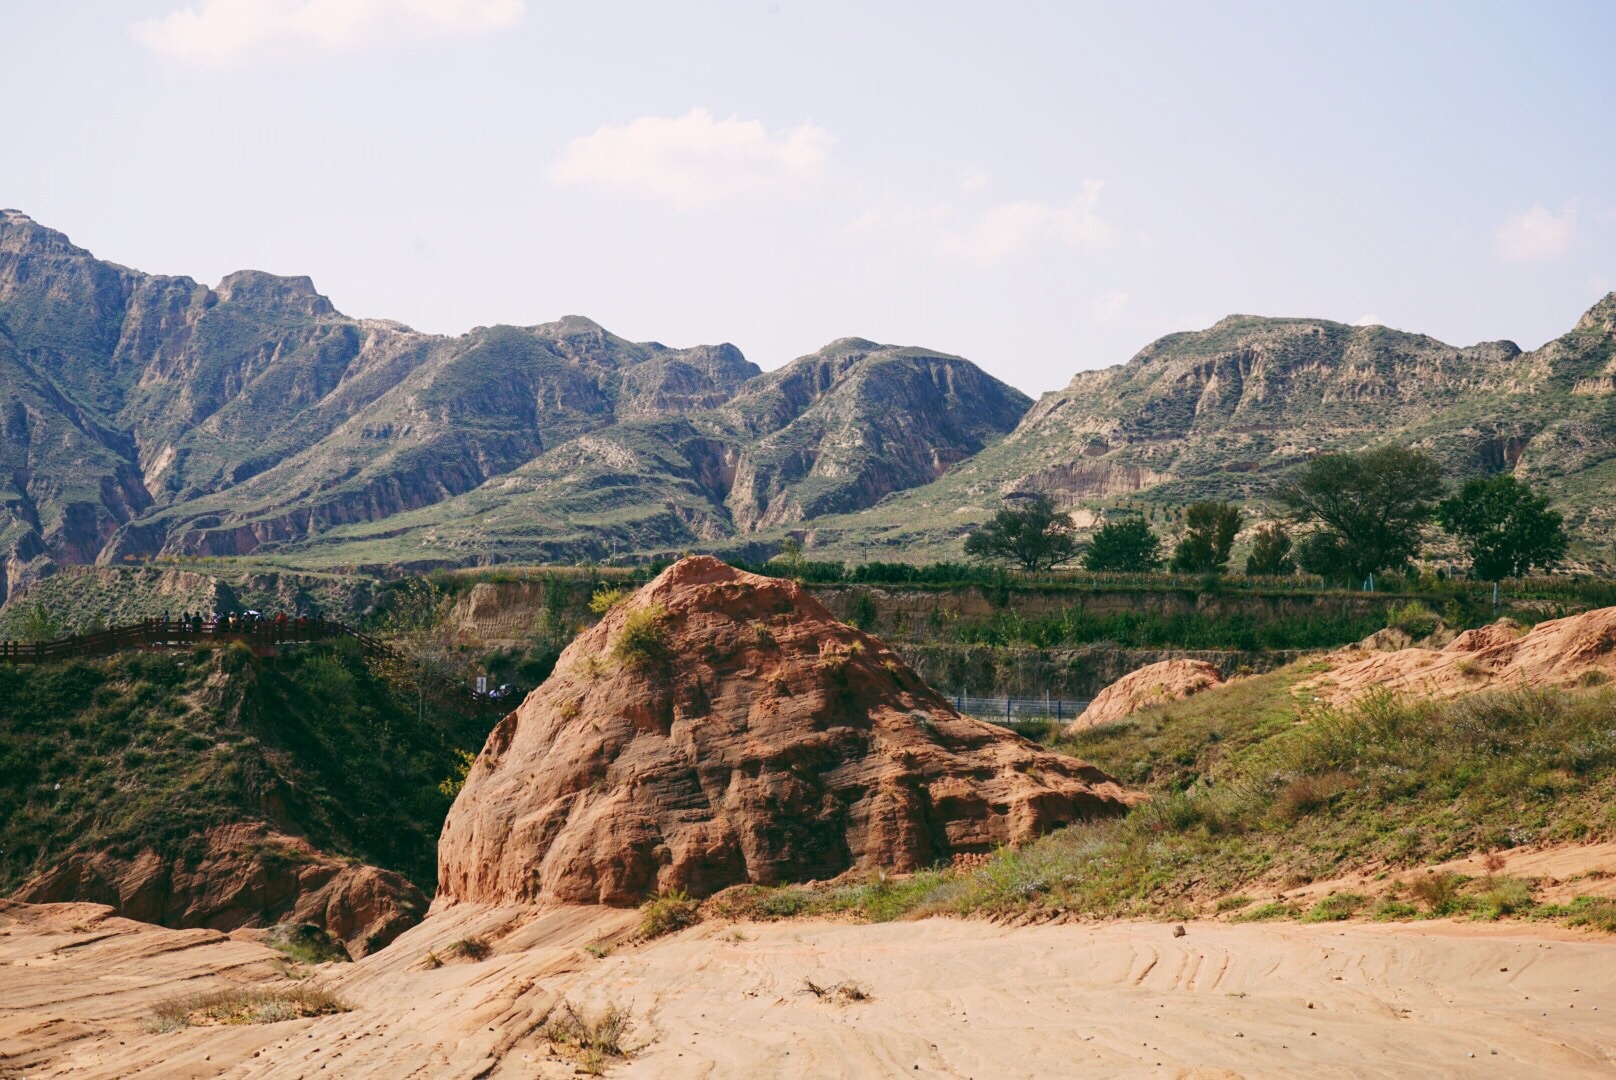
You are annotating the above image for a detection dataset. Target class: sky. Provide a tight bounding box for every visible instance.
[3,1,1613,394]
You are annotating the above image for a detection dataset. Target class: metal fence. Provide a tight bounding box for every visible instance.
[951,694,1090,725]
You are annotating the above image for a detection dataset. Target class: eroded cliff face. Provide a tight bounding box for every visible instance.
[436,557,1132,907]
[15,824,424,957]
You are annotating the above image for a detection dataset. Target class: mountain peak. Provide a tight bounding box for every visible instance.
[0,209,89,257]
[1576,292,1616,335]
[214,270,335,317]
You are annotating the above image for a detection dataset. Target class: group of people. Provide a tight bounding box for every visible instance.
[147,611,320,642]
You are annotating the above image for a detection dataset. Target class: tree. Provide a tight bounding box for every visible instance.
[15,602,61,643]
[1244,522,1296,576]
[1273,446,1444,585]
[1170,501,1243,573]
[1436,474,1568,580]
[1082,516,1163,572]
[963,496,1081,571]
[368,578,475,724]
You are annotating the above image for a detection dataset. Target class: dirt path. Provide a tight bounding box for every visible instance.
[3,898,1613,1078]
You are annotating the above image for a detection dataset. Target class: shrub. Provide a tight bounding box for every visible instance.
[611,604,669,669]
[640,889,701,939]
[1408,871,1466,915]
[451,936,490,961]
[1386,601,1441,639]
[436,748,477,798]
[541,999,635,1075]
[588,586,628,615]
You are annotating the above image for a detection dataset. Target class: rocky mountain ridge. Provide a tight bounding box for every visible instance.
[803,294,1616,563]
[0,211,1029,597]
[5,207,1614,588]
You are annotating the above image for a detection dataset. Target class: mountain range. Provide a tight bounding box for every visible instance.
[2,208,1613,599]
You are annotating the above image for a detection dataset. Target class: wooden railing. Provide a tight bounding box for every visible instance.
[0,617,364,663]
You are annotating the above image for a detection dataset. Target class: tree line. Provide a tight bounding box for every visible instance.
[963,446,1569,584]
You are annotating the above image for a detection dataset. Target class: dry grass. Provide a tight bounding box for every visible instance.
[1274,771,1357,821]
[540,999,634,1075]
[148,985,348,1030]
[800,977,872,1004]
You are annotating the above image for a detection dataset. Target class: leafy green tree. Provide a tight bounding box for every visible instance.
[1436,474,1568,580]
[1273,446,1444,585]
[963,496,1082,571]
[1244,522,1296,576]
[1082,516,1163,572]
[1170,501,1243,573]
[15,603,61,643]
[368,578,474,724]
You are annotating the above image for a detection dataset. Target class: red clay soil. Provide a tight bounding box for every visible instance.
[436,556,1134,907]
[1065,658,1225,733]
[14,822,424,956]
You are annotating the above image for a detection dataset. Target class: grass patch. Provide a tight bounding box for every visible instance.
[1233,901,1300,922]
[265,923,350,965]
[702,678,1616,927]
[1474,875,1534,918]
[1564,897,1616,932]
[1302,893,1368,922]
[148,985,348,1030]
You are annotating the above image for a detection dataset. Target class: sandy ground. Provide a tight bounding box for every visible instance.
[5,893,1615,1080]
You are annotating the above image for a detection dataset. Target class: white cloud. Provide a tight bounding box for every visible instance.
[548,109,831,211]
[1092,290,1130,323]
[133,0,522,66]
[1353,314,1384,327]
[1495,204,1576,262]
[847,180,1112,266]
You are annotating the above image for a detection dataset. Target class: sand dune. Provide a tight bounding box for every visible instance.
[4,896,1614,1078]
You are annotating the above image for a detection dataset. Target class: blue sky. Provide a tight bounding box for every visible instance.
[4,1,1613,392]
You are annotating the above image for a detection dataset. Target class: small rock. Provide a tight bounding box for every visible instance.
[1173,925,1186,938]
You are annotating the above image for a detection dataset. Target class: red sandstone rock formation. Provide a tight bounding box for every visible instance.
[15,823,424,956]
[1063,658,1225,733]
[436,557,1132,906]
[1307,610,1616,706]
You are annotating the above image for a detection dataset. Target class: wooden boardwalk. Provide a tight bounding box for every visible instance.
[0,617,384,663]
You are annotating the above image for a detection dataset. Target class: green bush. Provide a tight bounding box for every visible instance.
[612,604,670,669]
[640,889,701,938]
[1386,600,1441,638]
